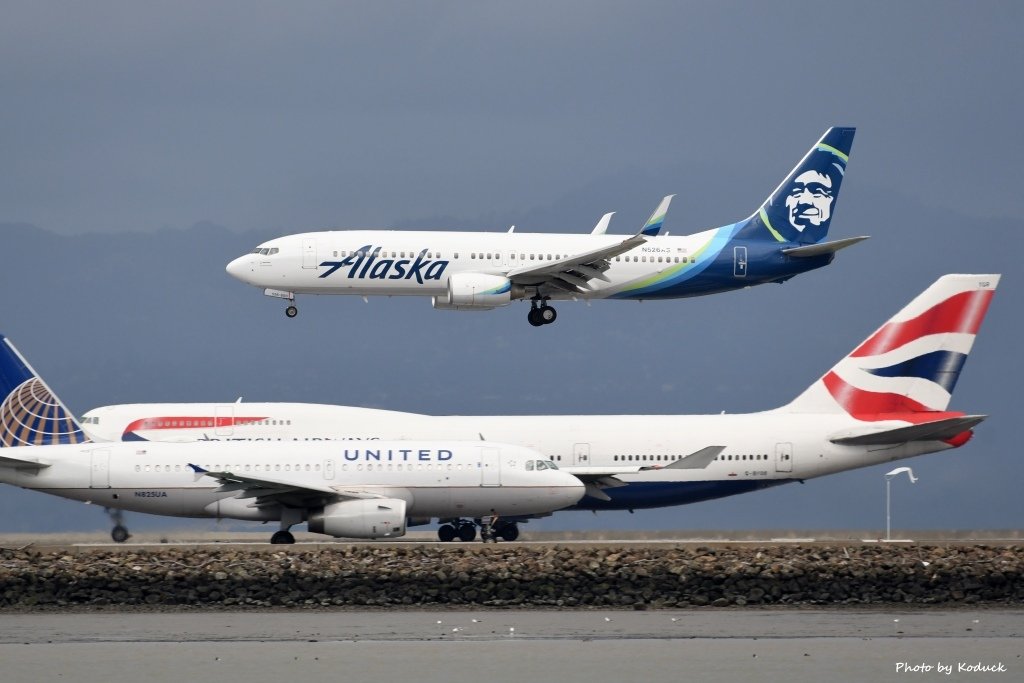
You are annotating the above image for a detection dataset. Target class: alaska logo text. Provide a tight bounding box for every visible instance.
[319,245,448,284]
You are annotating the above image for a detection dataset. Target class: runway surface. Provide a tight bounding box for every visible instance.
[1,609,1020,683]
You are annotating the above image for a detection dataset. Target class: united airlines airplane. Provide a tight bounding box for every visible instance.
[85,274,999,541]
[227,127,865,325]
[0,339,585,544]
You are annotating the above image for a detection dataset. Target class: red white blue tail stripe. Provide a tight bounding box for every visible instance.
[785,275,999,423]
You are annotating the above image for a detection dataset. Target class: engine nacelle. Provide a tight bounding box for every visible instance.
[433,273,523,310]
[307,498,407,539]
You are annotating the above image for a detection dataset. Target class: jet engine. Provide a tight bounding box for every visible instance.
[432,273,525,310]
[307,498,407,539]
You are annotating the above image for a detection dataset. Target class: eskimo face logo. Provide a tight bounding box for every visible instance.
[785,170,835,232]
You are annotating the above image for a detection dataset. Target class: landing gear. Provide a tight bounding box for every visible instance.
[528,299,557,327]
[105,508,130,543]
[457,522,477,542]
[285,305,298,318]
[270,530,295,544]
[436,519,519,542]
[496,521,520,542]
[436,521,477,542]
[271,508,302,544]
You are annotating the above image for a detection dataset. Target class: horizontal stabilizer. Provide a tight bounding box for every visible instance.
[782,236,869,258]
[0,453,51,470]
[829,415,987,446]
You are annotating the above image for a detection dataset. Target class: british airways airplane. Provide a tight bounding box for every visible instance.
[0,338,585,544]
[84,274,999,541]
[227,127,865,325]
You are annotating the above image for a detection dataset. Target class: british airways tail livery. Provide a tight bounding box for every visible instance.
[85,275,998,541]
[226,127,865,325]
[0,336,584,544]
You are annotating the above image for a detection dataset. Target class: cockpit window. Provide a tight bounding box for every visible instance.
[252,247,279,255]
[526,460,558,471]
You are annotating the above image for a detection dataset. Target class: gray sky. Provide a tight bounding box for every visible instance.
[3,2,1022,234]
[1,2,1022,535]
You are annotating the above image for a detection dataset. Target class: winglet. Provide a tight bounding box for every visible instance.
[590,212,615,235]
[641,195,675,236]
[187,463,208,473]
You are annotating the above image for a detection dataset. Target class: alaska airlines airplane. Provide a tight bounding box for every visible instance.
[227,127,866,325]
[0,338,585,544]
[85,274,999,540]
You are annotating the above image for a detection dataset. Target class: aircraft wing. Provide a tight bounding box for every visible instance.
[564,446,725,501]
[828,415,986,446]
[188,464,386,507]
[506,232,647,293]
[0,452,51,470]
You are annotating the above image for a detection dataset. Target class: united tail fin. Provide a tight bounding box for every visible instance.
[732,127,855,245]
[783,274,1000,420]
[0,335,87,447]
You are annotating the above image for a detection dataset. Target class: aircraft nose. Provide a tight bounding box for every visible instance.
[559,474,586,507]
[225,255,252,282]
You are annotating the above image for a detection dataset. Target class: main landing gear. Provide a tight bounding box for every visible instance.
[527,298,557,327]
[105,508,131,543]
[271,509,301,543]
[271,530,296,544]
[285,305,298,318]
[437,518,520,542]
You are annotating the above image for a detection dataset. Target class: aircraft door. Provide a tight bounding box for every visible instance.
[90,449,111,488]
[481,447,501,486]
[572,443,590,466]
[775,442,793,473]
[215,405,234,437]
[302,238,317,269]
[323,459,335,480]
[733,246,748,278]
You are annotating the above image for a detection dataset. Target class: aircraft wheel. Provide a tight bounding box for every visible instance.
[497,522,519,542]
[437,524,457,542]
[270,530,295,544]
[111,525,130,543]
[457,523,477,542]
[539,305,557,324]
[527,309,543,327]
[285,305,298,318]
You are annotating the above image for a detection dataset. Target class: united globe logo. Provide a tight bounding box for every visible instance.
[0,378,86,446]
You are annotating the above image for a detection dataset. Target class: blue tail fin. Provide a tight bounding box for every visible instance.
[0,335,87,447]
[733,127,855,244]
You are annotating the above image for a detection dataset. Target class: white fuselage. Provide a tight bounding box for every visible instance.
[0,439,584,521]
[224,227,793,303]
[82,403,958,511]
